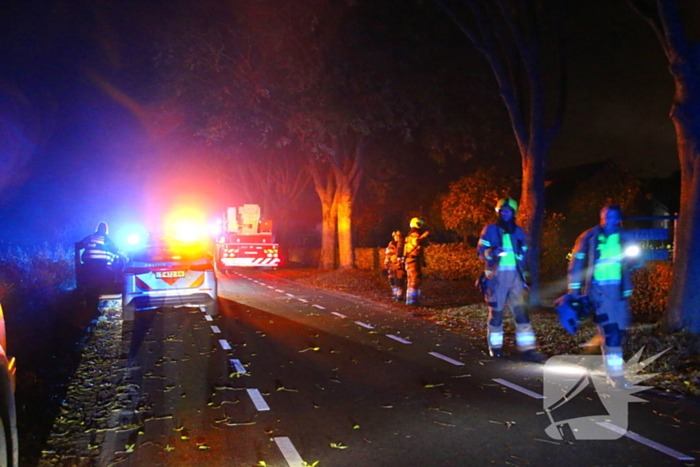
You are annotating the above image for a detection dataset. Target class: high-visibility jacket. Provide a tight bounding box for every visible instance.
[477,223,529,282]
[80,233,117,264]
[568,225,640,298]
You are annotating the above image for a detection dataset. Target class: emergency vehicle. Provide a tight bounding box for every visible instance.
[216,205,281,269]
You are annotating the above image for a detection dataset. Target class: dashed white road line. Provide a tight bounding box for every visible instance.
[355,321,375,329]
[331,312,347,318]
[219,339,231,350]
[230,359,247,374]
[386,334,412,344]
[274,437,305,467]
[297,298,309,303]
[276,289,284,293]
[597,422,695,461]
[204,314,213,321]
[210,325,221,334]
[429,352,465,366]
[313,304,326,310]
[493,378,545,399]
[286,293,296,298]
[247,388,271,411]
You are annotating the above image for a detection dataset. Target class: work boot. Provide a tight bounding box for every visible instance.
[521,349,546,363]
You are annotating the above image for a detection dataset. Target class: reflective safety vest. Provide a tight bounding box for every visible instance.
[498,234,517,270]
[82,234,116,264]
[593,233,622,284]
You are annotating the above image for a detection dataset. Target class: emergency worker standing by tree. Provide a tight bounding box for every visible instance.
[404,218,429,306]
[477,198,543,361]
[384,230,406,301]
[567,204,642,388]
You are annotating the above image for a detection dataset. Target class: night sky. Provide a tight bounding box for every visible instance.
[0,0,679,249]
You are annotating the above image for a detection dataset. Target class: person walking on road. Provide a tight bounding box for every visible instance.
[567,204,642,388]
[477,198,544,361]
[384,230,406,301]
[404,217,429,306]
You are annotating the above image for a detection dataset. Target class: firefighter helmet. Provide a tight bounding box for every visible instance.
[495,198,518,214]
[409,217,425,229]
[392,230,402,237]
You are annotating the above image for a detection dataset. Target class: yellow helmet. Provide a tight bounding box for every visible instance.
[409,217,425,229]
[495,198,518,213]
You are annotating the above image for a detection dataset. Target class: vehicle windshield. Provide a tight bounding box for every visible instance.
[132,240,207,263]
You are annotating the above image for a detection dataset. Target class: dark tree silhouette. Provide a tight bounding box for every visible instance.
[630,0,700,333]
[432,0,567,303]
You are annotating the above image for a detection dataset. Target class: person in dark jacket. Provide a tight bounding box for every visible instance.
[80,222,118,266]
[477,198,543,361]
[384,230,406,301]
[404,217,429,305]
[567,204,643,388]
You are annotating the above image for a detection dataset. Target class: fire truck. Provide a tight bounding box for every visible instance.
[216,204,281,269]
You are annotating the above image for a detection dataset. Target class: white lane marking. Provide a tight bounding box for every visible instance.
[297,298,309,303]
[597,422,695,461]
[219,339,231,350]
[493,378,546,399]
[286,293,296,298]
[204,314,213,321]
[386,334,412,344]
[230,359,247,374]
[267,285,275,289]
[313,304,326,310]
[274,437,305,467]
[331,312,347,318]
[429,352,465,366]
[199,307,206,313]
[211,325,221,334]
[276,289,284,293]
[355,321,374,329]
[247,388,271,411]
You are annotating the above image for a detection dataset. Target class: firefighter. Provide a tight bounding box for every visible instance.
[384,230,406,301]
[477,198,543,361]
[404,217,429,305]
[567,204,642,388]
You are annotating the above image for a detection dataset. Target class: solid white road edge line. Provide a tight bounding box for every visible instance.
[493,378,546,399]
[429,352,465,366]
[386,334,412,344]
[355,321,375,329]
[230,359,247,374]
[219,339,231,350]
[247,388,271,411]
[331,312,347,318]
[597,422,695,461]
[210,325,221,334]
[274,437,305,467]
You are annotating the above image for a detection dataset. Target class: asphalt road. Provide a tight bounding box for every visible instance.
[104,269,700,466]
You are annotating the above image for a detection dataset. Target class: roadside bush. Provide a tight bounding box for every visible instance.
[424,243,481,280]
[0,243,75,307]
[631,260,673,323]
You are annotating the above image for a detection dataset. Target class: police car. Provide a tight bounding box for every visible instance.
[121,234,218,321]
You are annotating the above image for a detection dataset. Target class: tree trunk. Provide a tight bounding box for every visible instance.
[520,147,547,305]
[336,180,354,269]
[665,64,700,333]
[319,192,338,269]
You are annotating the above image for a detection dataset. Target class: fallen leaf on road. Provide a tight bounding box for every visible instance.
[330,442,348,449]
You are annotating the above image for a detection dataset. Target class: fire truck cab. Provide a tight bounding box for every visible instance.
[216,205,281,269]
